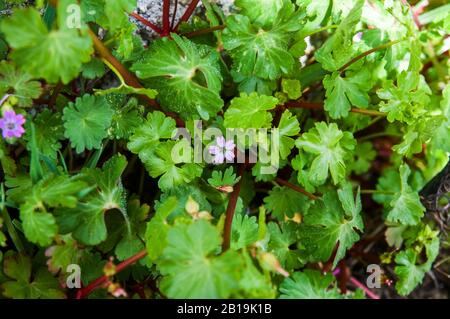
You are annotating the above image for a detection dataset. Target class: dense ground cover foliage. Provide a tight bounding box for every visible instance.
[0,0,448,299]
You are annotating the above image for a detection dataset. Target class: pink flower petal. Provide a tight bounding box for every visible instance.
[225,140,235,150]
[0,119,5,129]
[213,153,224,164]
[3,110,15,119]
[4,130,15,138]
[16,115,26,125]
[225,150,235,161]
[216,136,226,148]
[208,145,220,155]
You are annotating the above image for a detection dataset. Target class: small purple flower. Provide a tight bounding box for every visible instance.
[0,110,26,139]
[353,31,363,43]
[208,136,235,164]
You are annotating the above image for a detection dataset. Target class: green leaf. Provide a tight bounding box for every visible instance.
[279,269,342,299]
[104,0,136,31]
[2,253,64,299]
[377,71,430,124]
[1,8,93,84]
[236,251,276,298]
[19,174,87,246]
[145,197,178,261]
[223,3,304,80]
[277,110,300,159]
[296,122,356,185]
[299,184,364,268]
[127,111,176,156]
[25,110,64,160]
[0,139,17,176]
[139,140,202,191]
[208,167,241,189]
[386,164,425,226]
[63,94,113,153]
[235,0,285,27]
[349,142,376,175]
[107,96,144,140]
[281,78,302,100]
[46,236,82,273]
[264,186,310,220]
[158,220,243,298]
[56,155,128,246]
[0,61,42,107]
[132,34,223,120]
[291,153,316,193]
[433,84,450,152]
[231,70,277,95]
[114,198,149,261]
[394,236,439,296]
[268,221,303,271]
[323,70,371,119]
[95,60,157,100]
[393,116,444,157]
[231,213,258,250]
[315,0,364,71]
[224,93,278,129]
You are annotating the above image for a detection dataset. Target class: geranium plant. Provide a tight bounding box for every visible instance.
[0,0,448,299]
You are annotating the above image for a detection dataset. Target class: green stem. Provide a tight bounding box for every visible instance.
[424,40,447,80]
[360,190,396,195]
[182,25,226,38]
[354,116,384,133]
[0,195,25,253]
[358,132,402,142]
[304,24,338,38]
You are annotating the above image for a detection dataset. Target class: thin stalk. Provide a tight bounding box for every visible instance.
[48,82,63,110]
[162,0,171,36]
[75,249,148,299]
[275,178,319,201]
[354,116,384,133]
[171,0,179,29]
[303,24,338,38]
[173,0,200,31]
[424,41,447,80]
[222,164,245,251]
[0,201,25,253]
[360,190,396,195]
[339,39,405,73]
[284,100,387,117]
[350,108,387,117]
[358,132,402,142]
[88,29,186,127]
[349,276,380,300]
[182,25,226,38]
[130,12,163,34]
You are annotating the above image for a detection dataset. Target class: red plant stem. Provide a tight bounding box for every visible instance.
[88,29,185,127]
[75,249,148,299]
[337,261,349,294]
[349,276,380,300]
[173,0,200,31]
[322,243,339,273]
[222,164,246,251]
[129,12,163,34]
[338,39,404,73]
[48,82,63,109]
[275,178,319,201]
[162,0,171,36]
